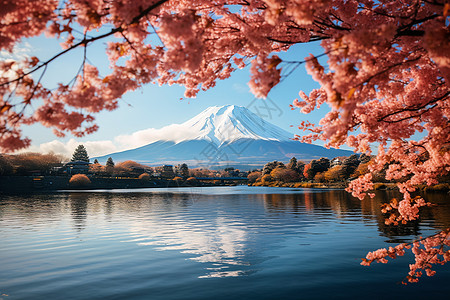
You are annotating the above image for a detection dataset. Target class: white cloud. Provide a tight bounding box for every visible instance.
[27,122,198,159]
[25,139,118,159]
[113,124,196,150]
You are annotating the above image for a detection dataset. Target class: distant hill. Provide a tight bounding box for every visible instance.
[94,105,353,169]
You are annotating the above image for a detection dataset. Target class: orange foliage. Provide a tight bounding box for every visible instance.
[9,152,65,175]
[114,160,152,176]
[138,173,150,180]
[270,167,299,182]
[69,174,91,187]
[116,160,150,170]
[324,165,344,182]
[186,177,199,185]
[247,171,261,183]
[303,163,312,180]
[189,168,215,177]
[261,174,273,183]
[314,172,326,183]
[352,162,370,178]
[89,163,104,175]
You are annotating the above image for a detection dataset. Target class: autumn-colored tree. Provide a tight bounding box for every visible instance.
[304,158,330,180]
[172,176,183,184]
[247,171,262,183]
[270,167,300,183]
[186,177,199,185]
[89,162,104,176]
[261,174,273,183]
[138,173,150,181]
[262,161,285,175]
[69,174,91,187]
[115,160,152,177]
[303,163,312,180]
[352,162,371,179]
[189,168,215,178]
[9,152,64,175]
[314,172,326,183]
[324,165,345,182]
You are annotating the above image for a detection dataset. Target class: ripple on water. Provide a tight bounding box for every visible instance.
[0,187,449,300]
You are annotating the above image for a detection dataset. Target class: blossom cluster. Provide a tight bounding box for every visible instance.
[380,196,433,226]
[362,230,450,284]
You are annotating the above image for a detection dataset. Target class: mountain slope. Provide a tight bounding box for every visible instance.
[94,105,353,169]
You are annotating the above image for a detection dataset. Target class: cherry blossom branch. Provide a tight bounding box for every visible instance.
[377,91,450,123]
[0,0,170,88]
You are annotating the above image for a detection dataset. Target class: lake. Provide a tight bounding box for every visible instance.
[0,186,449,299]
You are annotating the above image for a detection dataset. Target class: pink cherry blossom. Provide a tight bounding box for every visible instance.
[0,0,449,282]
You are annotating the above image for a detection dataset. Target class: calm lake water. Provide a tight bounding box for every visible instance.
[0,186,449,300]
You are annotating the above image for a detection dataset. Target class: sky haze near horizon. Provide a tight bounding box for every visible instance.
[11,34,337,159]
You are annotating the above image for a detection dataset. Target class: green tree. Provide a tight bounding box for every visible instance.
[0,154,13,176]
[93,159,99,164]
[106,157,115,168]
[179,163,189,178]
[305,158,330,180]
[71,145,89,162]
[296,161,306,180]
[287,157,298,172]
[105,157,115,175]
[262,161,285,175]
[340,155,361,179]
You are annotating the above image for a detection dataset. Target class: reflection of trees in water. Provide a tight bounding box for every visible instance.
[0,194,66,229]
[103,193,114,219]
[1,189,448,246]
[69,193,88,231]
[363,191,450,242]
[66,191,195,231]
[100,192,194,213]
[263,190,362,217]
[262,189,450,242]
[416,192,450,227]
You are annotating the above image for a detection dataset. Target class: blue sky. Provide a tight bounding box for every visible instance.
[15,34,336,158]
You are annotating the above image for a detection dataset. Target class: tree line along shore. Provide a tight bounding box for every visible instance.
[1,146,448,193]
[248,155,449,193]
[0,146,249,192]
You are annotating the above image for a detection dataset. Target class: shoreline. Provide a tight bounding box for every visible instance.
[1,175,448,194]
[0,175,231,194]
[249,181,450,192]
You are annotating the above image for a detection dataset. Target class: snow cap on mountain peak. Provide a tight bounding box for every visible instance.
[179,104,292,145]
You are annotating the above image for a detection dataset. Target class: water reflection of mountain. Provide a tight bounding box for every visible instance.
[0,188,449,278]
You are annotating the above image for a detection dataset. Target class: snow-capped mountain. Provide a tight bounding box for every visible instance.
[94,105,353,169]
[177,105,292,145]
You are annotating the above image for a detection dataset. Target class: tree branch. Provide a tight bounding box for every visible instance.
[0,0,170,88]
[378,91,450,122]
